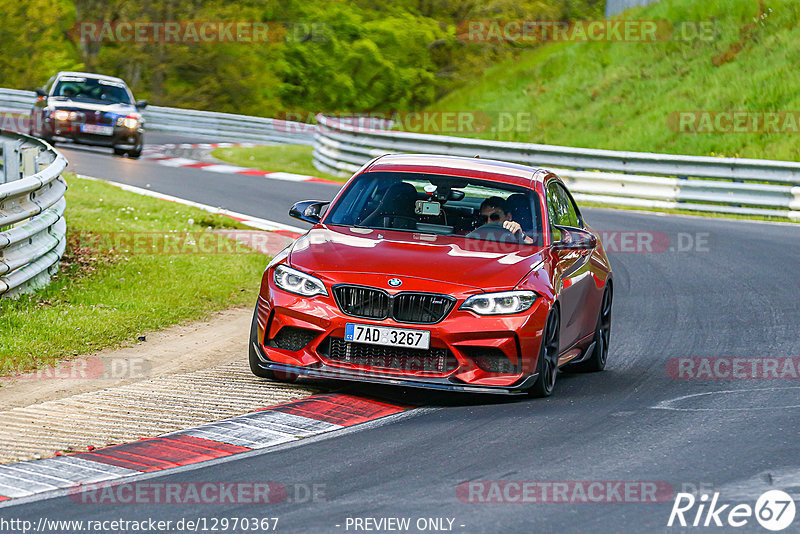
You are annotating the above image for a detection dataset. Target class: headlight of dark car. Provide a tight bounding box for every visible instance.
[116,115,141,129]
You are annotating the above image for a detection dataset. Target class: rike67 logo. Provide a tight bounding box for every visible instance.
[668,490,796,531]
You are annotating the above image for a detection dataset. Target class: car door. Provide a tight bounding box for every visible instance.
[546,180,594,349]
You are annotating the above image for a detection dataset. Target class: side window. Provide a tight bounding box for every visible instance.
[546,181,582,241]
[546,182,566,241]
[557,184,581,228]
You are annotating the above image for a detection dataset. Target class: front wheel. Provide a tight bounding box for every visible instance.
[527,306,560,397]
[248,306,297,383]
[566,285,612,373]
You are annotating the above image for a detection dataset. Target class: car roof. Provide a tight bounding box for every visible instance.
[363,154,547,188]
[54,71,128,84]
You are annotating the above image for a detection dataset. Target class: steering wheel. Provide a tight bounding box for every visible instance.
[467,223,519,242]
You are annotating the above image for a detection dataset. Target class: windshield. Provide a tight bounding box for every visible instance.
[52,76,133,104]
[324,171,542,247]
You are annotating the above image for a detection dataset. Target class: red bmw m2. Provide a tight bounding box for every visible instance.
[249,154,613,396]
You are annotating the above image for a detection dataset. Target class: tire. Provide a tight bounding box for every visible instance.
[527,306,560,397]
[129,139,143,159]
[113,146,126,156]
[565,285,612,373]
[248,306,297,382]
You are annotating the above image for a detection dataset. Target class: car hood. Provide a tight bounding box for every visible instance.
[50,99,137,115]
[289,225,546,291]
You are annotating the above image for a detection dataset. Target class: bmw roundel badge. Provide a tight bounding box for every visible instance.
[388,278,402,287]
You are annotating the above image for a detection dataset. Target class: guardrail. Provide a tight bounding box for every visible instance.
[0,132,68,298]
[0,88,314,145]
[312,115,800,220]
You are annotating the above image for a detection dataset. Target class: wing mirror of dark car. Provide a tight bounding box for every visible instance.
[552,225,597,251]
[35,87,47,98]
[290,200,330,225]
[135,99,148,109]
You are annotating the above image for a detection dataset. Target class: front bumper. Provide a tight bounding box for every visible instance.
[46,119,143,147]
[254,270,550,395]
[251,340,539,395]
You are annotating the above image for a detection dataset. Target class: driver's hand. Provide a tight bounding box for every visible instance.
[503,220,522,235]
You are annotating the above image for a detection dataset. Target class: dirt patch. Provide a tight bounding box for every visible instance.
[0,306,256,409]
[0,306,319,463]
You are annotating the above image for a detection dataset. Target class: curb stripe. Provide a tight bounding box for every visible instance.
[141,143,342,185]
[158,435,250,454]
[0,393,410,503]
[270,394,409,427]
[78,453,166,472]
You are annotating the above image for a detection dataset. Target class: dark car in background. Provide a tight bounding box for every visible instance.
[29,71,146,158]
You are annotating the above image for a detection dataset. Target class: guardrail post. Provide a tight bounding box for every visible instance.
[21,146,39,177]
[1,141,7,184]
[2,140,21,183]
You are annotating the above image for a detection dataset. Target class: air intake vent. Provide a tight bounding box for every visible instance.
[332,286,391,320]
[332,285,454,324]
[462,347,519,374]
[322,337,458,374]
[270,327,319,352]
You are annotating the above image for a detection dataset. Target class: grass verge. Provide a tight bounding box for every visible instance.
[432,0,800,161]
[0,174,268,375]
[211,144,346,182]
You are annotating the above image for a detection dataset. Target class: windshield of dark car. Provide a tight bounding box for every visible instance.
[324,171,542,247]
[52,77,133,104]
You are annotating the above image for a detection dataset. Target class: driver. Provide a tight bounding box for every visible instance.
[471,196,534,244]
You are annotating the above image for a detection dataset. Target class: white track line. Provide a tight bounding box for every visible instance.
[75,174,306,235]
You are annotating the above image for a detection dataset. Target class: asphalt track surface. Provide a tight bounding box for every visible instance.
[5,133,800,533]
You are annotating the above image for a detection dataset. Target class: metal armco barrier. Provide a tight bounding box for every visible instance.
[0,88,314,145]
[312,115,800,220]
[0,132,68,297]
[4,87,799,220]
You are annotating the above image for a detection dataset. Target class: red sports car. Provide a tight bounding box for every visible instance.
[249,154,613,396]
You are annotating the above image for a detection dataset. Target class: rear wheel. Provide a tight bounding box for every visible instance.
[248,306,297,382]
[527,306,560,397]
[566,285,612,373]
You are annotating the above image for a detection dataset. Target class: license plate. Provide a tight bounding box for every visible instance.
[345,323,430,350]
[81,124,114,135]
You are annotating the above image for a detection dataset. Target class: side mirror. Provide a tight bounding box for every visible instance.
[135,99,148,109]
[35,87,47,98]
[290,200,329,225]
[552,226,597,251]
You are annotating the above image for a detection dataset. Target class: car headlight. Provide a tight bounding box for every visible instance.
[117,115,140,128]
[273,265,327,297]
[460,290,537,315]
[53,110,70,121]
